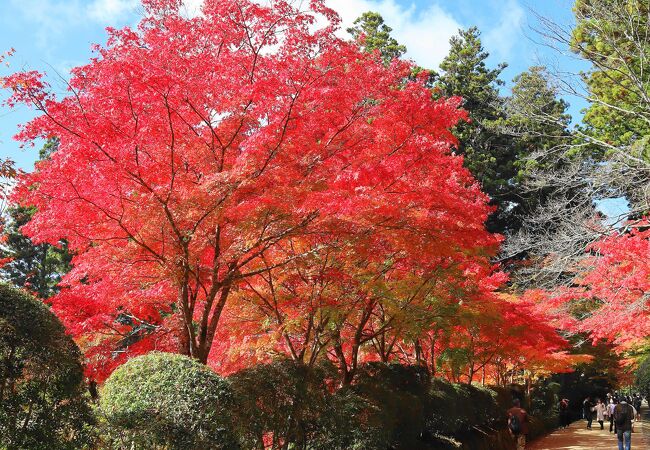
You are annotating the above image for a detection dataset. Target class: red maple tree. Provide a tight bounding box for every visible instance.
[521,219,649,363]
[3,0,508,379]
[576,222,649,351]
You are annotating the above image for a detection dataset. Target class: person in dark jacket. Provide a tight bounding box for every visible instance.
[559,398,570,429]
[614,399,634,450]
[583,397,594,429]
[633,394,642,421]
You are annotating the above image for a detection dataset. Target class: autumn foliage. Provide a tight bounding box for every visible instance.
[534,222,650,354]
[2,0,574,383]
[579,223,649,346]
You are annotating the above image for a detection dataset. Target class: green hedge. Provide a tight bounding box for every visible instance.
[0,283,94,449]
[100,352,239,450]
[98,357,557,449]
[229,360,387,450]
[351,363,430,448]
[229,359,333,449]
[426,378,502,438]
[231,361,553,449]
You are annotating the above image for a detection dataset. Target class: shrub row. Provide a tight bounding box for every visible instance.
[0,284,557,449]
[99,356,553,450]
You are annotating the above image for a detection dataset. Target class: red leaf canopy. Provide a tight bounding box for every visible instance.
[4,0,500,380]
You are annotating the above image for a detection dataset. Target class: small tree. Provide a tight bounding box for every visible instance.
[635,357,650,398]
[432,27,516,233]
[0,139,72,299]
[0,283,94,449]
[3,0,495,380]
[100,352,239,450]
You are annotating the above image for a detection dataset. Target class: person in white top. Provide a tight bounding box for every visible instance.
[595,399,607,430]
[608,399,617,433]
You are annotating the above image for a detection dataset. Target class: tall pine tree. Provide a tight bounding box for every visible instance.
[0,139,71,298]
[347,12,406,63]
[499,66,573,224]
[432,27,517,233]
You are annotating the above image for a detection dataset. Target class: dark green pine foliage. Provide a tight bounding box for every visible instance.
[502,66,571,177]
[0,139,72,298]
[347,12,407,63]
[345,18,574,234]
[571,0,650,164]
[498,66,573,227]
[431,27,518,233]
[1,207,72,298]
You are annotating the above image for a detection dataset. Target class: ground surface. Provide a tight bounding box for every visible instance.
[529,402,649,450]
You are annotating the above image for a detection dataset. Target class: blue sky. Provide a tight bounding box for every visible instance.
[0,0,585,172]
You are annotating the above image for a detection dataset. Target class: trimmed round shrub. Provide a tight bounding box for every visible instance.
[312,386,387,450]
[351,363,432,449]
[426,378,500,438]
[230,359,389,450]
[230,359,335,449]
[490,385,515,413]
[530,381,560,418]
[100,352,239,450]
[0,283,94,449]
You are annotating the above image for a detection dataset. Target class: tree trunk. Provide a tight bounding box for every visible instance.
[176,314,192,357]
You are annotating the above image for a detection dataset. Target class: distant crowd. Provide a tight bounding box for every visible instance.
[559,392,644,450]
[507,392,645,450]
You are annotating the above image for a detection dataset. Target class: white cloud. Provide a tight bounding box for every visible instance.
[175,0,525,71]
[173,0,460,69]
[86,0,140,23]
[9,0,83,49]
[14,0,523,72]
[9,0,140,51]
[483,0,525,62]
[325,0,461,69]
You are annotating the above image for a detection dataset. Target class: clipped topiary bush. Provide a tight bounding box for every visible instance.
[351,363,432,449]
[230,359,389,450]
[230,359,338,449]
[0,283,94,449]
[426,378,501,439]
[100,352,239,450]
[490,385,515,414]
[312,386,387,450]
[530,380,560,418]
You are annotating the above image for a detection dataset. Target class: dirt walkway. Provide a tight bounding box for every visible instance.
[529,402,649,450]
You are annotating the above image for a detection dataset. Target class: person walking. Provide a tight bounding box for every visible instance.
[559,398,570,429]
[609,398,618,433]
[614,398,634,450]
[583,397,594,429]
[594,398,607,430]
[508,398,529,450]
[604,398,611,430]
[633,394,642,421]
